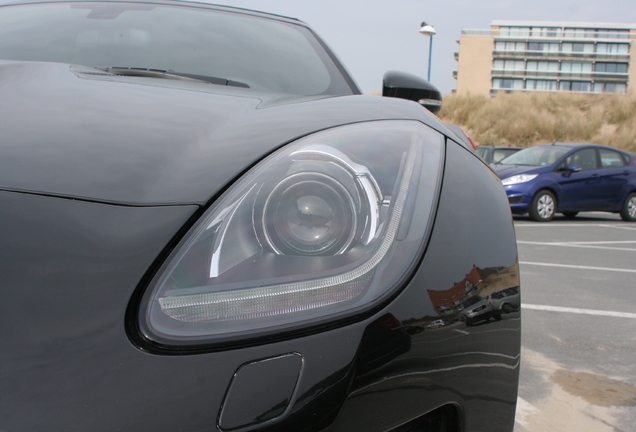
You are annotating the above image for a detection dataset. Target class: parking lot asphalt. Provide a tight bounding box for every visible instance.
[512,212,636,432]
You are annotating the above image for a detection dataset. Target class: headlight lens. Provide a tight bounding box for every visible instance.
[140,121,444,345]
[502,174,538,186]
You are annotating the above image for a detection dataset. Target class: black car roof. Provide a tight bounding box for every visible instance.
[0,0,304,25]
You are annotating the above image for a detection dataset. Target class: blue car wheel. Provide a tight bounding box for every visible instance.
[621,192,636,222]
[529,190,556,222]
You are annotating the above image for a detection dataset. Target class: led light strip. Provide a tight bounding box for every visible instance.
[159,140,419,323]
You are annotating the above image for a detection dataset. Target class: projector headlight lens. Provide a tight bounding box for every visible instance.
[139,121,444,346]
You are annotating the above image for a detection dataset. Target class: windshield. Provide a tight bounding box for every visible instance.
[0,1,354,96]
[498,145,569,167]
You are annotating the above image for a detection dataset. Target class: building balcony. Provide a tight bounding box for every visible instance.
[490,87,628,95]
[491,68,629,82]
[492,34,635,43]
[462,28,636,41]
[493,50,631,61]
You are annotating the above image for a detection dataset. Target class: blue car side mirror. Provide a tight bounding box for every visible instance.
[563,165,583,177]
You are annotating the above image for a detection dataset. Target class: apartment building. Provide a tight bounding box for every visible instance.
[454,20,636,95]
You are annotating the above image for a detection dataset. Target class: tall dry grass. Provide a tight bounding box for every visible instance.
[438,92,636,153]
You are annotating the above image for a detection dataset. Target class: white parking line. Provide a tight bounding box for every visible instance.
[604,224,636,231]
[523,304,636,319]
[517,241,636,252]
[515,223,636,231]
[519,261,636,273]
[561,240,636,244]
[515,223,603,228]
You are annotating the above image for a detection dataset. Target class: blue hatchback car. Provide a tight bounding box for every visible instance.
[494,143,636,222]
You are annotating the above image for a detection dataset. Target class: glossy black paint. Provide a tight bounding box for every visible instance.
[0,60,450,206]
[0,140,518,432]
[383,71,443,114]
[330,142,520,432]
[0,2,519,431]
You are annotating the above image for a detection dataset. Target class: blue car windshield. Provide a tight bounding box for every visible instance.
[0,1,354,96]
[499,145,570,167]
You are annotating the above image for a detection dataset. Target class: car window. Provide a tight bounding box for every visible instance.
[499,145,569,166]
[622,154,631,165]
[599,149,627,168]
[563,148,598,170]
[493,149,517,163]
[0,2,354,96]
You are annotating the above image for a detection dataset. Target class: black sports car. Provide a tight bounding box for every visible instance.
[0,1,520,431]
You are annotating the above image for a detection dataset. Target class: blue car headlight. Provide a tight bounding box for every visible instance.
[139,121,444,345]
[502,174,538,186]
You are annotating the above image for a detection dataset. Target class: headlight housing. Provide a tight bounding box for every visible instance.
[139,121,444,346]
[501,174,538,186]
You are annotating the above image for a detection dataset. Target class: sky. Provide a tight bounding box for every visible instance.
[219,0,636,95]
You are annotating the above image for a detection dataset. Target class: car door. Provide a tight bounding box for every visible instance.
[556,148,603,210]
[597,148,631,209]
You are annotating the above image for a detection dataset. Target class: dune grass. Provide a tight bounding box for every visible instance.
[438,92,636,153]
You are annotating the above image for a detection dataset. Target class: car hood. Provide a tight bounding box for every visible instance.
[493,164,548,180]
[0,60,442,205]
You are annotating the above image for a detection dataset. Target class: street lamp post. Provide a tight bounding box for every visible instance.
[419,22,436,82]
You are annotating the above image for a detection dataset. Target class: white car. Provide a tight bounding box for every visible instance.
[427,319,445,329]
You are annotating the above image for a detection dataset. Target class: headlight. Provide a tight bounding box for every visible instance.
[502,174,538,186]
[139,121,444,346]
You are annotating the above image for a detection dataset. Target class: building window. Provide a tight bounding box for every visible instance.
[493,78,523,89]
[494,59,525,70]
[528,42,560,52]
[560,81,592,92]
[561,62,593,72]
[602,29,630,39]
[572,82,591,92]
[531,27,560,37]
[596,43,630,54]
[526,61,559,71]
[495,41,525,51]
[595,63,629,73]
[564,28,587,38]
[499,26,531,37]
[593,83,627,93]
[526,80,557,90]
[605,83,627,93]
[562,43,594,53]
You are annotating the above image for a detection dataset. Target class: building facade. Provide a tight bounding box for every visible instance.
[454,21,636,96]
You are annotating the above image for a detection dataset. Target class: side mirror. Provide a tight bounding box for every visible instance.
[382,71,442,114]
[562,165,582,177]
